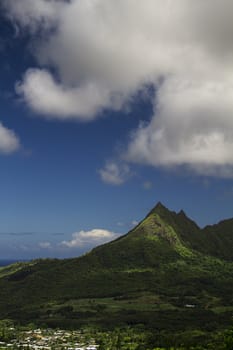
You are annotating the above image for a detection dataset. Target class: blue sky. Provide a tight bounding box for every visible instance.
[0,0,233,259]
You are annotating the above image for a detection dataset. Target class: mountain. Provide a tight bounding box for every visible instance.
[0,202,232,333]
[141,202,233,261]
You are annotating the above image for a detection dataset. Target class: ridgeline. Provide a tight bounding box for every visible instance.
[0,203,232,339]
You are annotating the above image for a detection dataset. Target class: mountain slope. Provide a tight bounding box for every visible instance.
[146,202,233,261]
[201,218,233,260]
[0,202,232,330]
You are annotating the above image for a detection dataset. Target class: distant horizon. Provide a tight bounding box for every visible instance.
[0,259,30,266]
[1,202,233,261]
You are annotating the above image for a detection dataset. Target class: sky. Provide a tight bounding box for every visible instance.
[0,0,233,260]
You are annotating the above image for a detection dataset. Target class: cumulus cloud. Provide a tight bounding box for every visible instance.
[0,122,20,154]
[61,229,116,248]
[16,69,112,120]
[125,78,233,176]
[4,0,233,176]
[2,0,64,32]
[99,162,131,185]
[39,241,51,249]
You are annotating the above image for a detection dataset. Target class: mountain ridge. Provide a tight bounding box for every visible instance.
[0,202,232,331]
[143,202,233,261]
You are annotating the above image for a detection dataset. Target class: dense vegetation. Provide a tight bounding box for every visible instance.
[0,320,232,349]
[0,203,232,348]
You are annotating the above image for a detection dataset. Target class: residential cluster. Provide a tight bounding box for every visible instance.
[0,328,99,350]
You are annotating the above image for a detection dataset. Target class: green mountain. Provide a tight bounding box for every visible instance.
[0,202,232,333]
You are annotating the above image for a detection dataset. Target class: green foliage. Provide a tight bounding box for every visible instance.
[0,202,232,347]
[222,328,233,350]
[0,319,232,349]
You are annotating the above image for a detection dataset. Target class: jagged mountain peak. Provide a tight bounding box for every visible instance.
[146,201,171,218]
[147,202,198,228]
[154,201,167,210]
[0,201,232,329]
[178,209,187,217]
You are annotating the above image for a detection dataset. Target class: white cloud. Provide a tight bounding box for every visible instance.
[0,122,20,154]
[3,0,64,32]
[39,241,51,249]
[125,78,233,177]
[4,0,233,176]
[131,220,139,227]
[99,162,131,185]
[16,69,112,120]
[61,229,116,248]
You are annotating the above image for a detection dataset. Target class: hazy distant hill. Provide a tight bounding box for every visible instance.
[0,202,232,332]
